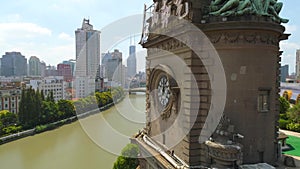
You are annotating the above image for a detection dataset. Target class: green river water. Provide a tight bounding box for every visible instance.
[0,94,146,169]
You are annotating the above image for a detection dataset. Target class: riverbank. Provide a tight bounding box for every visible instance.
[0,95,126,145]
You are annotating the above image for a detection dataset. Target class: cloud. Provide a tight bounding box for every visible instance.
[0,22,51,36]
[284,24,298,33]
[0,22,52,43]
[280,41,300,51]
[0,22,74,66]
[58,32,74,41]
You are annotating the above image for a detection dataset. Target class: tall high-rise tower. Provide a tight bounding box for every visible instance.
[74,19,101,98]
[127,45,137,78]
[296,50,300,79]
[75,18,100,77]
[29,56,41,76]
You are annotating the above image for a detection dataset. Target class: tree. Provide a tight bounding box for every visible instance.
[113,144,139,169]
[18,88,27,125]
[279,96,290,114]
[0,110,17,126]
[46,91,55,103]
[287,103,300,123]
[40,101,59,124]
[41,90,45,101]
[58,100,76,118]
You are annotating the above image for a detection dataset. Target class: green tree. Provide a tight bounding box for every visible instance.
[41,90,45,101]
[40,101,59,124]
[287,103,300,123]
[32,89,42,125]
[0,110,18,126]
[0,121,3,135]
[18,88,27,125]
[58,100,76,118]
[279,96,290,114]
[113,144,139,169]
[46,91,55,103]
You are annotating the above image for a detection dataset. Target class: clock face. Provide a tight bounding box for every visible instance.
[157,75,171,108]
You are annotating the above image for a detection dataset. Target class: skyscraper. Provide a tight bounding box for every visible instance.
[29,56,41,76]
[296,50,300,79]
[102,50,123,85]
[280,65,289,82]
[75,18,100,77]
[74,19,101,98]
[127,45,137,78]
[1,52,27,77]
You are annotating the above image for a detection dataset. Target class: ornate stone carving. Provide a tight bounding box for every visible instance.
[147,0,190,30]
[148,39,186,55]
[207,32,279,46]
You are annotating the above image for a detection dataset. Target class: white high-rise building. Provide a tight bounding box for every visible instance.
[74,19,101,98]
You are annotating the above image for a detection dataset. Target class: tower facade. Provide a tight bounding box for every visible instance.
[74,19,100,98]
[133,0,289,168]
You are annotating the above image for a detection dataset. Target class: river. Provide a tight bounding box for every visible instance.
[0,94,146,169]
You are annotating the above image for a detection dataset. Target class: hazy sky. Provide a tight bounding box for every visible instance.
[0,0,298,73]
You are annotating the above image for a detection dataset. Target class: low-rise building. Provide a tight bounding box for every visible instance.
[0,87,22,114]
[30,76,68,101]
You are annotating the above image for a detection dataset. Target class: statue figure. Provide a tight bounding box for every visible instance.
[210,0,253,16]
[173,0,189,19]
[209,0,288,23]
[161,0,172,28]
[264,0,289,23]
[251,0,265,15]
[151,2,159,27]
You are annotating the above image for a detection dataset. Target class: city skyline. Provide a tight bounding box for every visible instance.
[0,0,298,73]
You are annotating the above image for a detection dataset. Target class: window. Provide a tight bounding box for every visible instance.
[258,90,270,112]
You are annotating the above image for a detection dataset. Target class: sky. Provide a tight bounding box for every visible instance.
[0,0,299,73]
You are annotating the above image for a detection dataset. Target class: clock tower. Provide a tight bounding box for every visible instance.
[133,0,289,168]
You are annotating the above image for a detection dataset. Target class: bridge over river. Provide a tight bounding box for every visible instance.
[124,87,146,94]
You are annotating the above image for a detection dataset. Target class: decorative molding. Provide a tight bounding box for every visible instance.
[207,32,279,46]
[148,38,186,55]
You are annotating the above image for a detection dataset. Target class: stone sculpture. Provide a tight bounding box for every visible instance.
[210,0,253,16]
[209,0,289,23]
[160,0,172,28]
